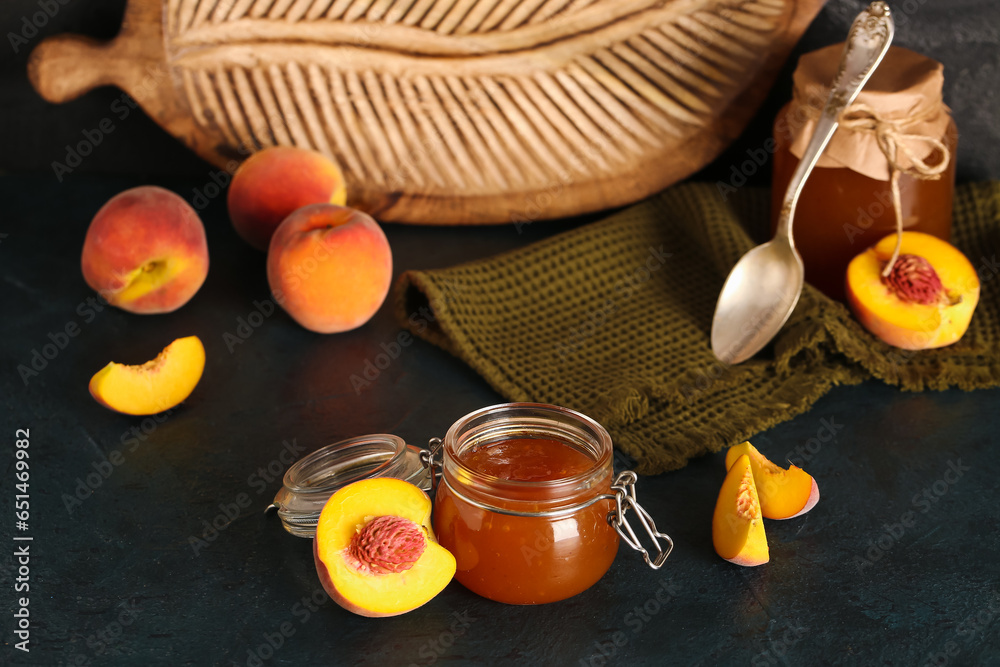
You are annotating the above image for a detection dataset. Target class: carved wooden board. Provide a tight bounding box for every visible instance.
[29,0,825,224]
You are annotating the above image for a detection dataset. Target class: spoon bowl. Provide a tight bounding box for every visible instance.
[711,238,804,364]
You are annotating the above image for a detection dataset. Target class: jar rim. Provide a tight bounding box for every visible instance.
[442,402,614,494]
[282,434,408,494]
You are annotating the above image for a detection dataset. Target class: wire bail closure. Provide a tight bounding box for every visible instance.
[419,442,673,570]
[420,437,443,493]
[608,471,674,570]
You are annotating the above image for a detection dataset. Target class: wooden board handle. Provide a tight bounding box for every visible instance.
[28,34,123,103]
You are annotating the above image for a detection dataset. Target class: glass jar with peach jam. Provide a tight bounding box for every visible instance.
[432,403,669,605]
[771,44,956,300]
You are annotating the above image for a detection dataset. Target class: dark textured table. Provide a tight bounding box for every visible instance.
[3,173,1000,666]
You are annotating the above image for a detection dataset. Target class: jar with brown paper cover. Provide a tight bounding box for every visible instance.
[771,44,957,301]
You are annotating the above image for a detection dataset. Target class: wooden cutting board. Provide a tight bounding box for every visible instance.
[29,0,825,224]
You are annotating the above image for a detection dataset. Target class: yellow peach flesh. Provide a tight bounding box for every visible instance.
[315,478,455,617]
[846,232,979,350]
[89,336,205,415]
[113,257,193,305]
[725,442,819,520]
[713,454,769,567]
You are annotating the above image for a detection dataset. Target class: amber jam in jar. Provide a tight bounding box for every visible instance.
[771,44,957,301]
[433,403,619,605]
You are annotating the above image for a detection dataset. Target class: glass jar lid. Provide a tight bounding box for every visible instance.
[268,434,431,538]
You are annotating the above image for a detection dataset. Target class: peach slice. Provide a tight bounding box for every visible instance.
[713,453,769,567]
[725,442,819,520]
[846,231,980,350]
[314,478,456,617]
[89,336,205,415]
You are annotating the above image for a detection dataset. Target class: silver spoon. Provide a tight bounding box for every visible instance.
[711,1,895,364]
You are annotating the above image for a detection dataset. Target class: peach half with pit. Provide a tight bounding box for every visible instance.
[89,336,205,415]
[228,146,347,251]
[81,186,209,314]
[725,442,819,520]
[314,478,456,617]
[712,453,769,567]
[267,204,392,334]
[846,231,979,350]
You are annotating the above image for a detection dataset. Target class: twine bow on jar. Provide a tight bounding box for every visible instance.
[836,102,951,275]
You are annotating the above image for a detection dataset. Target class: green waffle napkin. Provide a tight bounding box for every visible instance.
[394,182,1000,474]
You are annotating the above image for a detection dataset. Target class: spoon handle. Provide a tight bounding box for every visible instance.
[775,1,895,243]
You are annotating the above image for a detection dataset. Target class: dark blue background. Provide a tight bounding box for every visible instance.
[2,1,1000,666]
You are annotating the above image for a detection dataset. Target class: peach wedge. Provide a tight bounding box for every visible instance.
[89,336,205,415]
[314,478,455,617]
[713,453,769,567]
[725,442,819,520]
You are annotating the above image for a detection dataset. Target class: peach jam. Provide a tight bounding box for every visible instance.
[433,404,619,605]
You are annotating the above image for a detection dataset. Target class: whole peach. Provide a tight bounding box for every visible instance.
[267,204,392,333]
[228,146,347,251]
[81,186,209,314]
